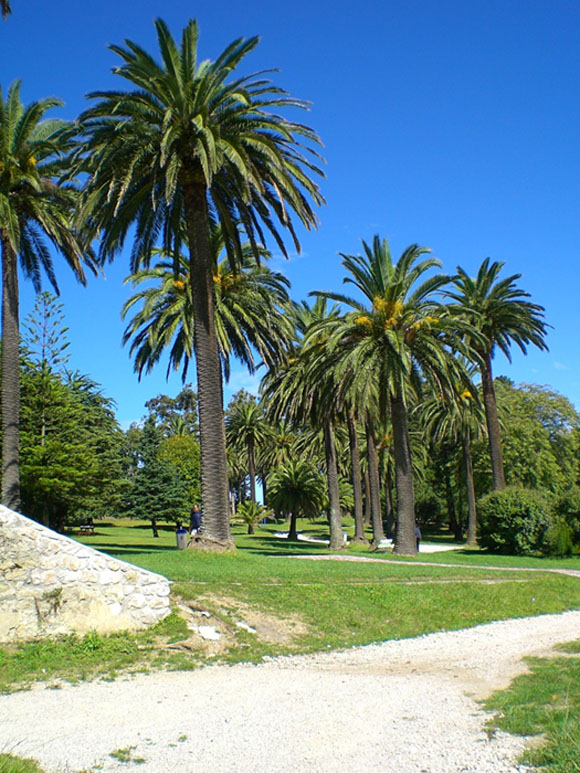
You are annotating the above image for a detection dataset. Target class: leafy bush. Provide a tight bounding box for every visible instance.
[478,487,553,554]
[540,487,580,556]
[553,487,580,543]
[543,517,575,557]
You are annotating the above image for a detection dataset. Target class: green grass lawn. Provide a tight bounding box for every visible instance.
[67,517,580,658]
[484,640,580,772]
[0,754,45,773]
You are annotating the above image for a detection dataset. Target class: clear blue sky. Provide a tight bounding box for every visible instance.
[2,0,579,425]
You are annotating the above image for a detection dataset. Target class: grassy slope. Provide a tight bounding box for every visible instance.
[2,519,580,682]
[69,519,580,654]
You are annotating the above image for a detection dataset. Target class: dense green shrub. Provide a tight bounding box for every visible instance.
[478,487,553,554]
[540,487,580,556]
[553,487,580,542]
[542,517,575,556]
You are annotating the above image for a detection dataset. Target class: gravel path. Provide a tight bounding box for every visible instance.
[2,610,580,772]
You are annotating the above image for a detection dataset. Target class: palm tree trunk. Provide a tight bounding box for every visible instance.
[324,419,344,550]
[481,353,506,491]
[183,182,233,549]
[384,463,395,538]
[248,439,256,504]
[391,390,416,555]
[463,431,478,545]
[261,475,268,507]
[363,466,372,525]
[365,414,385,545]
[443,452,461,540]
[347,411,366,543]
[288,510,298,540]
[1,232,21,511]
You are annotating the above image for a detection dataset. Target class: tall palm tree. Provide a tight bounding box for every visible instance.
[317,236,476,554]
[0,81,93,510]
[77,19,324,548]
[301,317,381,545]
[256,417,297,504]
[447,258,548,491]
[262,299,346,550]
[346,408,367,543]
[1,1,11,20]
[225,399,269,503]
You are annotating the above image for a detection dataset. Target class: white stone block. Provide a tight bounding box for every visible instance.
[98,570,118,585]
[149,597,170,610]
[127,593,146,609]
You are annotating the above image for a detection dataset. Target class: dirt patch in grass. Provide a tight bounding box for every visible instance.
[169,593,309,658]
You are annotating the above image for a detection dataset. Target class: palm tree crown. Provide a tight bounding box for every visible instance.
[76,18,325,267]
[122,244,294,382]
[316,236,474,411]
[267,459,326,540]
[448,258,548,361]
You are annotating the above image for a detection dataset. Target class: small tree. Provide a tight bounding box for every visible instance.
[235,501,272,535]
[268,459,326,541]
[478,487,553,554]
[123,419,190,534]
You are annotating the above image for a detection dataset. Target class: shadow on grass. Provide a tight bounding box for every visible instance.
[128,523,177,533]
[421,532,465,545]
[240,532,334,558]
[91,542,177,554]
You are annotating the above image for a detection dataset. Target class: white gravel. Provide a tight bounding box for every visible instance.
[2,610,580,773]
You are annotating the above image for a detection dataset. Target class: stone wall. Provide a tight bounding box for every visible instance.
[0,505,171,643]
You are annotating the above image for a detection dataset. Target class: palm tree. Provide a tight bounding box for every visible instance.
[256,417,297,505]
[225,399,269,504]
[0,82,93,510]
[122,245,294,382]
[316,236,476,554]
[447,258,548,491]
[234,500,271,535]
[420,382,486,545]
[1,1,11,20]
[77,19,324,548]
[262,299,346,550]
[267,459,326,541]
